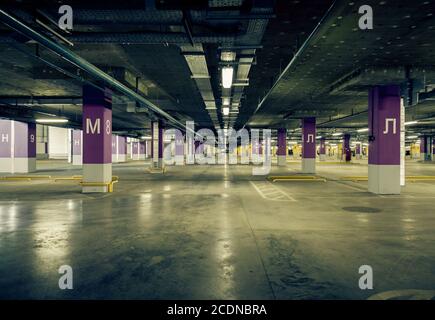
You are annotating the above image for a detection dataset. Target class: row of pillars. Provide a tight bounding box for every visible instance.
[0,85,164,193]
[276,85,404,195]
[70,130,150,165]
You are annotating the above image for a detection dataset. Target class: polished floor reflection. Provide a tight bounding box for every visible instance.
[1,160,435,299]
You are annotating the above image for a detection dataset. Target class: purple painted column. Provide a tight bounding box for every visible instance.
[368,85,401,194]
[319,137,326,161]
[151,120,164,170]
[118,136,127,162]
[301,117,316,173]
[131,141,139,160]
[0,120,36,173]
[139,141,146,160]
[355,142,362,160]
[82,85,112,193]
[343,134,351,162]
[72,129,82,165]
[420,135,432,161]
[277,128,287,166]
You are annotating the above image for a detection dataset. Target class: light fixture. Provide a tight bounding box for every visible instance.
[357,128,369,132]
[36,118,68,123]
[405,120,418,126]
[222,97,230,106]
[316,136,322,139]
[222,107,230,116]
[141,136,152,140]
[222,66,234,89]
[332,132,343,136]
[407,135,418,139]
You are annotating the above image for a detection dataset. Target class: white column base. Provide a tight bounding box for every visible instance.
[302,158,316,174]
[175,155,184,165]
[277,155,287,166]
[0,158,13,173]
[0,158,36,173]
[82,163,112,193]
[118,154,127,162]
[319,154,326,161]
[151,158,164,170]
[72,155,82,166]
[420,153,425,161]
[368,164,400,195]
[355,155,361,160]
[139,155,146,161]
[16,158,36,173]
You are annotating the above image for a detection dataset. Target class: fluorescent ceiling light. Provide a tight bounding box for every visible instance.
[332,132,343,136]
[357,128,369,132]
[222,97,230,106]
[316,136,322,139]
[36,118,68,123]
[141,136,152,140]
[222,67,234,89]
[405,121,418,126]
[222,107,230,116]
[407,135,418,139]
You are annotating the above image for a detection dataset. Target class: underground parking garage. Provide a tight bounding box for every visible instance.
[1,0,435,310]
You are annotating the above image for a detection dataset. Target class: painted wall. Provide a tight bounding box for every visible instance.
[48,126,69,159]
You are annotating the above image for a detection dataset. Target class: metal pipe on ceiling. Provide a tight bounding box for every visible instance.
[0,9,191,133]
[242,0,338,129]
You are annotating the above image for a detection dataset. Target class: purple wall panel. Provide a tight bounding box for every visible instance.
[368,85,401,165]
[14,121,28,158]
[132,141,139,154]
[72,130,82,155]
[118,136,127,155]
[139,141,145,154]
[302,117,316,159]
[0,120,11,157]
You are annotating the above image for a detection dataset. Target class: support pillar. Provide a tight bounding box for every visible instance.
[355,142,362,160]
[82,85,112,193]
[420,136,432,161]
[319,137,326,161]
[301,117,316,173]
[343,134,351,162]
[71,129,82,165]
[368,85,401,195]
[139,141,146,160]
[277,128,287,166]
[0,120,36,173]
[175,132,184,164]
[131,141,139,160]
[118,136,127,162]
[151,120,164,170]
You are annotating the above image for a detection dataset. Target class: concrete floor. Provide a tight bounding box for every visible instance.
[1,159,435,299]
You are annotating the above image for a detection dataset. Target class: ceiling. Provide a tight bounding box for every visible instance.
[0,0,434,141]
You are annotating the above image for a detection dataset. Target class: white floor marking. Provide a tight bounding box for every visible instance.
[249,181,296,202]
